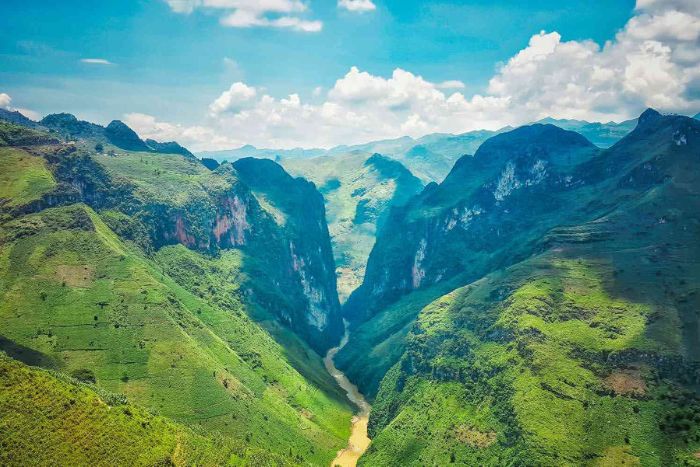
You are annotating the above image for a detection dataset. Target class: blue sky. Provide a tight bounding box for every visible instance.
[1,0,698,149]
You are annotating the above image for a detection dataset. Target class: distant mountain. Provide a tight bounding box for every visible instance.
[200,157,220,170]
[200,130,503,183]
[537,116,637,147]
[199,117,635,184]
[198,144,326,162]
[694,112,700,120]
[104,120,150,152]
[41,113,105,139]
[283,152,423,301]
[0,111,197,159]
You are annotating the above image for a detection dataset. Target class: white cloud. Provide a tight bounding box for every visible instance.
[0,93,11,109]
[145,0,700,150]
[338,0,376,12]
[436,80,466,90]
[80,58,114,65]
[209,82,258,115]
[124,112,240,151]
[164,0,322,32]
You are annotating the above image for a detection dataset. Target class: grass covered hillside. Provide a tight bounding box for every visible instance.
[0,121,351,465]
[343,110,700,463]
[283,152,423,301]
[0,354,285,466]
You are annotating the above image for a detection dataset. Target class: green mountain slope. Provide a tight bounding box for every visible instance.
[0,123,351,464]
[341,110,700,464]
[283,152,423,301]
[0,354,285,466]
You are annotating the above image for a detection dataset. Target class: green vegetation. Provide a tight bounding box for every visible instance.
[0,203,350,464]
[342,111,700,464]
[0,353,285,466]
[0,147,56,207]
[0,121,58,147]
[0,120,352,465]
[364,252,700,465]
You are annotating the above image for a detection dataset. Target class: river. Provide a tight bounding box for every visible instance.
[323,323,371,467]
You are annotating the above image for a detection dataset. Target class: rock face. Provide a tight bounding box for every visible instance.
[282,152,424,302]
[345,124,598,323]
[232,158,343,348]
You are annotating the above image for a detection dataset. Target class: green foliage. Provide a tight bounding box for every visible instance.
[0,147,57,207]
[364,254,700,465]
[0,353,287,466]
[0,204,350,465]
[0,121,58,147]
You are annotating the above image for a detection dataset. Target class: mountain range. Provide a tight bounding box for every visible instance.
[1,107,699,465]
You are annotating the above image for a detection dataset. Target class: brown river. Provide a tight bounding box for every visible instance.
[323,324,371,467]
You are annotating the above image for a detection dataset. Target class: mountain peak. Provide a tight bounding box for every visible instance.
[637,108,662,126]
[105,120,149,151]
[41,112,79,125]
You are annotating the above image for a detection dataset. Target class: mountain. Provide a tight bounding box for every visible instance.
[340,110,700,465]
[41,113,106,140]
[197,119,635,185]
[4,112,197,159]
[0,120,59,146]
[0,120,351,464]
[200,157,220,170]
[198,144,326,163]
[104,120,151,152]
[145,138,195,159]
[536,117,637,148]
[694,112,699,120]
[0,108,39,128]
[283,152,424,301]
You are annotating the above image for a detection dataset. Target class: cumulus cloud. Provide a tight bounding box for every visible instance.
[0,93,11,109]
[164,0,322,32]
[209,82,257,115]
[145,0,700,150]
[124,112,240,151]
[80,58,114,65]
[436,80,466,90]
[338,0,376,12]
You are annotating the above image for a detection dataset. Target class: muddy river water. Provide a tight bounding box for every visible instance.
[323,325,371,467]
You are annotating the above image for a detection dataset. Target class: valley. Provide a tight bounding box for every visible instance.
[0,108,699,466]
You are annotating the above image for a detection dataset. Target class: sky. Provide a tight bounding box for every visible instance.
[1,0,699,150]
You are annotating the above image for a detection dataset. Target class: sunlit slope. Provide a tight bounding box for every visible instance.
[0,354,285,466]
[0,203,350,464]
